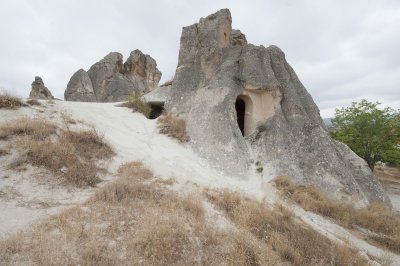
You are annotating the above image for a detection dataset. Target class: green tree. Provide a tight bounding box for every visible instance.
[330,99,400,170]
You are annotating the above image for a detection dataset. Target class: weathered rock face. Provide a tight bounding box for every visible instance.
[64,69,96,102]
[65,50,161,102]
[165,9,390,206]
[29,76,54,100]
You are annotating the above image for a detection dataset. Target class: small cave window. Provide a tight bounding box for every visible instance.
[235,97,246,136]
[149,104,164,119]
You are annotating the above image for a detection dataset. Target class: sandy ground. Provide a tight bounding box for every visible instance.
[1,99,399,264]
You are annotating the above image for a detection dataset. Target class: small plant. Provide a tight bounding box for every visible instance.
[26,99,41,106]
[122,95,151,118]
[0,93,25,109]
[159,79,173,87]
[255,161,263,173]
[157,114,189,143]
[233,74,246,82]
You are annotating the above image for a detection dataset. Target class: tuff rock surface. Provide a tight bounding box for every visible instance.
[164,9,390,206]
[29,76,54,99]
[65,50,161,102]
[64,69,96,102]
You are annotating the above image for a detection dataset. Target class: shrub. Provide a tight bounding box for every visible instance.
[122,95,151,118]
[157,114,189,142]
[0,93,24,109]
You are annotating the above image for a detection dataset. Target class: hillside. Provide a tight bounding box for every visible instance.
[1,99,399,265]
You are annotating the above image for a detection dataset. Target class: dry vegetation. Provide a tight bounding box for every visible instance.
[206,189,367,265]
[26,99,41,106]
[0,118,57,140]
[121,95,151,118]
[157,114,189,142]
[275,175,400,254]
[0,93,25,109]
[159,78,173,87]
[0,118,114,186]
[0,162,281,265]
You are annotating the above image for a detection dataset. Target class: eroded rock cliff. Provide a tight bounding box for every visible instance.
[165,9,389,206]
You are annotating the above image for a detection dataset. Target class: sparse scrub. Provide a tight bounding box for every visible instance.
[26,99,41,106]
[0,93,25,109]
[206,189,368,265]
[0,118,57,140]
[274,175,400,253]
[157,114,189,142]
[122,95,151,118]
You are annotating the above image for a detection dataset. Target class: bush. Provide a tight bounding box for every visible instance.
[157,114,189,142]
[0,93,25,109]
[122,95,151,118]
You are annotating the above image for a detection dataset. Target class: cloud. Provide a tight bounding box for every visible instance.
[0,0,399,117]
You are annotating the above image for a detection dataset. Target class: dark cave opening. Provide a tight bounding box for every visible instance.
[149,104,164,119]
[235,97,245,136]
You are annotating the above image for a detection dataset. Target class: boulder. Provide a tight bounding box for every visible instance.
[65,50,161,102]
[29,76,54,100]
[165,9,390,206]
[64,69,96,102]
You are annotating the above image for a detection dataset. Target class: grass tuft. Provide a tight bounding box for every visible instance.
[157,114,189,142]
[26,99,41,106]
[61,130,115,160]
[122,95,151,118]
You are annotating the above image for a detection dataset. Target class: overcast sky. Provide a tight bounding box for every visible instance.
[1,0,399,117]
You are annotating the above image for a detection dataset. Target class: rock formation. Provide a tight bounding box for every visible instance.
[64,69,96,102]
[29,76,54,99]
[163,9,389,206]
[65,50,161,102]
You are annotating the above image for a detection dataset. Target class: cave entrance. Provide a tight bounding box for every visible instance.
[235,97,246,136]
[149,104,164,119]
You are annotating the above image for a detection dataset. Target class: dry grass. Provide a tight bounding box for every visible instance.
[121,95,151,118]
[0,163,281,265]
[206,189,368,265]
[275,175,400,254]
[23,139,100,186]
[159,79,173,87]
[26,99,41,106]
[0,93,25,109]
[61,130,115,159]
[0,118,57,140]
[157,114,189,142]
[1,118,115,187]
